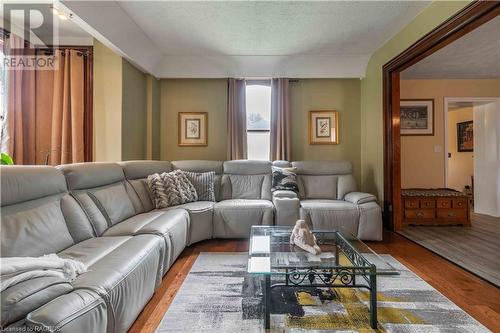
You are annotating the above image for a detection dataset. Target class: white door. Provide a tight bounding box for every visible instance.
[473,100,500,217]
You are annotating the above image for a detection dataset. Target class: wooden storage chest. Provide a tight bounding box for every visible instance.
[402,189,470,226]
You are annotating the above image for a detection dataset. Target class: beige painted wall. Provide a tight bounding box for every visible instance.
[400,79,500,188]
[290,79,361,184]
[360,1,470,201]
[447,107,473,192]
[93,40,123,162]
[160,79,228,161]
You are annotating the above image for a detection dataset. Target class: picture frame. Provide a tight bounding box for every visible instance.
[457,120,473,152]
[400,99,434,136]
[309,110,339,145]
[178,112,208,146]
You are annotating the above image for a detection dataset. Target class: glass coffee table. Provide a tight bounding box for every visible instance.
[247,226,400,330]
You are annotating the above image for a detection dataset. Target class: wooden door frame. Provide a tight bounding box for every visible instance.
[382,1,500,231]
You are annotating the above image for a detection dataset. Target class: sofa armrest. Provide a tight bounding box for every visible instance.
[1,277,73,327]
[357,201,383,241]
[272,190,300,226]
[26,289,107,333]
[344,192,377,205]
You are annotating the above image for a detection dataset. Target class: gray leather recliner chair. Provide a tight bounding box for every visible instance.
[213,160,274,238]
[272,160,383,241]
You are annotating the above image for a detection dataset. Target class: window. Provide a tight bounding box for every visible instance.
[246,82,271,160]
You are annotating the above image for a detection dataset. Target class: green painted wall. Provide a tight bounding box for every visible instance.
[159,78,361,185]
[150,78,161,160]
[122,59,148,160]
[93,40,153,161]
[360,1,470,200]
[160,79,228,161]
[290,79,361,185]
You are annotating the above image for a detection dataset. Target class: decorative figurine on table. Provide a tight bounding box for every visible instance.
[290,220,322,255]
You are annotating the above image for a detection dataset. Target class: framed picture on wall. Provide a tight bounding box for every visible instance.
[309,110,339,145]
[400,99,434,136]
[178,112,208,146]
[457,120,473,152]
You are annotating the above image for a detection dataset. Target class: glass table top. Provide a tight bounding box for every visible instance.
[247,226,400,276]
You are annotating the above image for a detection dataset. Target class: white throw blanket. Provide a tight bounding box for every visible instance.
[0,254,87,292]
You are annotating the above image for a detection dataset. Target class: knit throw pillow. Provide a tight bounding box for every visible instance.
[183,171,216,202]
[147,170,198,208]
[271,166,299,193]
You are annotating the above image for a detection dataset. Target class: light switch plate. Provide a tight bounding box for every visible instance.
[434,145,442,153]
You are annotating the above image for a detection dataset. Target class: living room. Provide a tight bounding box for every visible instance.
[1,1,499,333]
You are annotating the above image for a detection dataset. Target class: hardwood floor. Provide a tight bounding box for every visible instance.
[129,232,500,333]
[399,212,500,286]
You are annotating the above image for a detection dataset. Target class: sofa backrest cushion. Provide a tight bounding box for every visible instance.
[58,163,140,233]
[221,160,272,200]
[291,161,357,200]
[90,183,136,224]
[172,160,223,201]
[61,162,124,190]
[119,160,173,212]
[1,166,92,257]
[1,166,67,206]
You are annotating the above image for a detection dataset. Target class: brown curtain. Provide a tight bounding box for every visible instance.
[3,33,87,165]
[35,56,54,164]
[50,49,84,165]
[227,78,247,160]
[4,34,36,164]
[270,78,291,161]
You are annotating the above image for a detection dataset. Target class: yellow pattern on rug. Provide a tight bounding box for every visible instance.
[287,287,424,331]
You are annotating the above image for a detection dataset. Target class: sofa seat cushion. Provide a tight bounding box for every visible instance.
[101,211,165,237]
[61,234,164,333]
[164,201,214,245]
[165,201,214,213]
[59,236,132,267]
[102,210,189,271]
[300,200,360,236]
[213,199,273,238]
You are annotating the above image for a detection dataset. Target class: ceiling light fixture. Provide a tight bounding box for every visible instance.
[49,6,71,20]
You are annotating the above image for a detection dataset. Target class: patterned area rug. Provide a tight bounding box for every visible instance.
[156,253,489,332]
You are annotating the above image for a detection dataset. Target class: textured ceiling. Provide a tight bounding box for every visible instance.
[118,1,429,57]
[402,15,500,79]
[61,1,430,77]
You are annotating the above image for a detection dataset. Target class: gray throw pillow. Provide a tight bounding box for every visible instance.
[147,170,198,208]
[271,166,299,193]
[183,171,216,202]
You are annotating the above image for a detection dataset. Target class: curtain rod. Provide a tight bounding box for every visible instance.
[231,78,300,82]
[39,49,91,58]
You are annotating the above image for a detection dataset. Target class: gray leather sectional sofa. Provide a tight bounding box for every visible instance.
[1,160,382,332]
